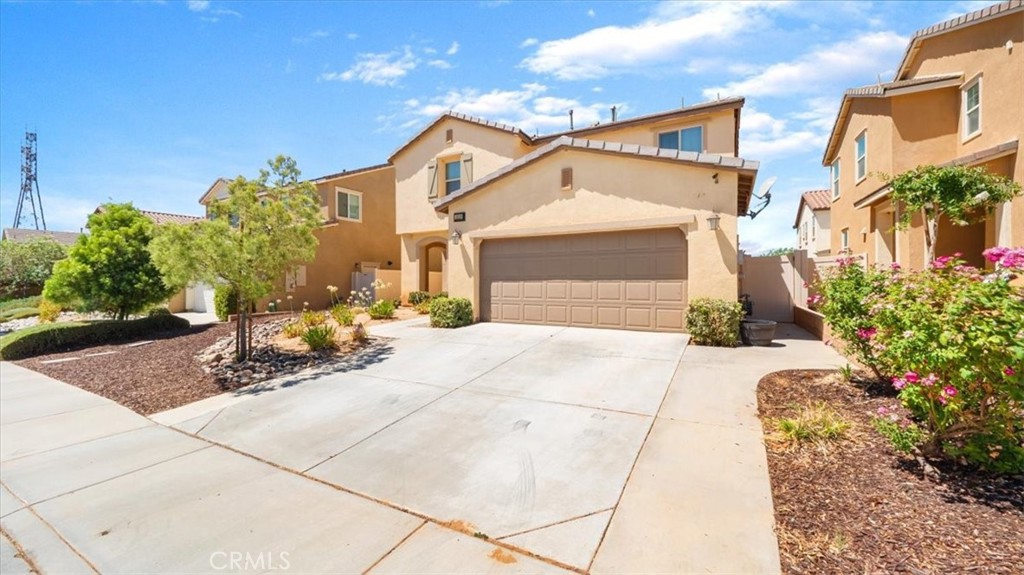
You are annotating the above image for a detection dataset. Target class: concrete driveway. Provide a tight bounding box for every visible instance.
[2,318,844,573]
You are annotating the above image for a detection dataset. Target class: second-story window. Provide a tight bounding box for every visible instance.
[336,188,362,222]
[855,132,867,181]
[444,160,461,195]
[658,126,703,153]
[831,160,840,200]
[962,77,981,138]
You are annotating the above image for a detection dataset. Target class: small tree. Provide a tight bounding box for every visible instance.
[0,237,68,299]
[44,204,175,320]
[887,164,1021,263]
[150,156,320,360]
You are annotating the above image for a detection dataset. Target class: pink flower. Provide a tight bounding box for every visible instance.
[904,371,920,384]
[1005,367,1017,377]
[922,373,939,387]
[856,327,877,340]
[892,377,907,390]
[942,385,957,399]
[877,406,889,416]
[890,262,902,271]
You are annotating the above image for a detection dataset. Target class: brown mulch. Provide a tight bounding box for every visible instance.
[758,369,1023,575]
[16,323,238,415]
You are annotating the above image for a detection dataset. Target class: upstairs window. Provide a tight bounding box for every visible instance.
[444,160,461,195]
[830,160,841,199]
[855,132,867,181]
[962,78,981,138]
[840,227,850,251]
[336,188,362,222]
[658,126,703,153]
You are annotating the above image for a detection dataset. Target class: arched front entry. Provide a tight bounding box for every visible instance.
[419,240,447,294]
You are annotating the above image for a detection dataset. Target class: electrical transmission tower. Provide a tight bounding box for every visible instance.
[13,131,46,230]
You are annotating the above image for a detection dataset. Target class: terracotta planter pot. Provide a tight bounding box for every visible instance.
[741,319,777,346]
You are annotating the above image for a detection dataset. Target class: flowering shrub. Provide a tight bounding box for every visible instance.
[816,248,1024,472]
[685,297,743,347]
[367,299,396,320]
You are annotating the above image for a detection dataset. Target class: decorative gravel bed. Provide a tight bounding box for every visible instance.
[758,369,1023,575]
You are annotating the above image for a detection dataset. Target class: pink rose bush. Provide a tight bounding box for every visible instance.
[815,248,1024,472]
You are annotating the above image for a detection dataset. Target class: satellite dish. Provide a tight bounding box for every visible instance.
[747,176,775,220]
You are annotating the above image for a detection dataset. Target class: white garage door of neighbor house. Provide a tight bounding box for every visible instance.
[189,283,216,313]
[480,228,688,333]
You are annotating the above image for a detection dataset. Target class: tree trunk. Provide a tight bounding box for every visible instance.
[236,294,248,361]
[922,208,939,264]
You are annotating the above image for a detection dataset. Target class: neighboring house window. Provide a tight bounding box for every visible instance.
[336,188,362,222]
[444,160,461,195]
[962,77,981,138]
[658,126,703,153]
[855,132,867,181]
[811,217,816,242]
[840,228,849,251]
[831,160,840,199]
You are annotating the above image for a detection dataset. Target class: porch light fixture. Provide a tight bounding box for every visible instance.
[450,229,462,246]
[706,213,721,231]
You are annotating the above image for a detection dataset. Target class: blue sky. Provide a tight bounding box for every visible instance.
[0,0,990,252]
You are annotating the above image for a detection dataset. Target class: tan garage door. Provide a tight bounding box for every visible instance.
[480,228,687,332]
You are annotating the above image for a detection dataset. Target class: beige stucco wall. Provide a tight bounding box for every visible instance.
[440,149,741,319]
[551,108,737,156]
[257,166,400,311]
[393,118,532,236]
[796,205,831,256]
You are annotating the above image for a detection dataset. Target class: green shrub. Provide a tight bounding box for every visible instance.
[872,413,926,454]
[282,321,304,338]
[408,291,432,305]
[0,238,68,299]
[368,299,396,320]
[214,284,238,322]
[0,314,190,360]
[429,297,472,328]
[37,299,62,323]
[300,324,337,351]
[300,309,327,327]
[414,301,431,315]
[331,304,355,326]
[685,297,742,347]
[813,258,888,377]
[0,307,39,322]
[147,306,171,316]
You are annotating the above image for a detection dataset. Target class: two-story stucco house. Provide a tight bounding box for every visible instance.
[391,97,759,332]
[823,0,1023,269]
[793,190,832,256]
[199,164,400,311]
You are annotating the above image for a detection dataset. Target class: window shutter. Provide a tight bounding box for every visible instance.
[427,160,438,199]
[461,153,473,187]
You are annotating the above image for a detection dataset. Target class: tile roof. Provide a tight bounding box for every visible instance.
[895,1,1023,79]
[433,135,758,212]
[843,73,964,97]
[312,163,392,183]
[793,190,831,228]
[2,228,82,246]
[533,97,745,143]
[388,112,533,162]
[138,209,205,225]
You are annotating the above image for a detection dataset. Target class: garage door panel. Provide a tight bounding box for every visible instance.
[481,229,688,333]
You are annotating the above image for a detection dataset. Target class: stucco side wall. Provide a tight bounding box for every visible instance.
[890,89,959,173]
[442,150,741,319]
[394,119,531,236]
[560,109,737,155]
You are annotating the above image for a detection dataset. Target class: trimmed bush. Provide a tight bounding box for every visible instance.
[429,297,473,328]
[408,291,432,305]
[213,284,238,322]
[414,301,431,315]
[686,297,743,347]
[0,314,190,360]
[368,299,396,320]
[37,299,62,323]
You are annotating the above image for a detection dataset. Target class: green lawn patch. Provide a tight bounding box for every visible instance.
[0,314,190,360]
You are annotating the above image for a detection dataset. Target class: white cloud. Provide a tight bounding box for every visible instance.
[186,0,240,21]
[292,30,329,44]
[388,83,625,135]
[346,32,359,40]
[702,31,907,99]
[427,59,452,69]
[446,41,460,56]
[321,47,418,86]
[186,0,209,11]
[521,2,784,80]
[736,106,828,161]
[520,38,539,48]
[587,8,595,18]
[591,86,603,93]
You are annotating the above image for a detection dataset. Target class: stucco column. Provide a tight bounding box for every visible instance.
[686,228,739,302]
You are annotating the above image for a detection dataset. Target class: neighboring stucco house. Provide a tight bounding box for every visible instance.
[822,0,1023,269]
[199,164,400,311]
[793,190,832,256]
[391,97,759,332]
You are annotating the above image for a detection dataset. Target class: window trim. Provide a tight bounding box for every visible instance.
[961,75,982,142]
[335,187,363,222]
[657,124,705,153]
[443,159,461,196]
[830,159,841,200]
[854,131,867,183]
